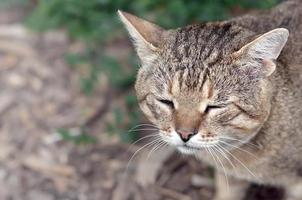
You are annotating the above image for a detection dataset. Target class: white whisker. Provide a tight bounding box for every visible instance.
[205,146,219,174]
[219,136,260,149]
[147,140,164,159]
[147,140,167,160]
[220,140,259,160]
[212,145,229,191]
[216,143,238,175]
[124,138,162,176]
[127,128,159,133]
[127,134,160,150]
[128,124,158,133]
[219,144,259,181]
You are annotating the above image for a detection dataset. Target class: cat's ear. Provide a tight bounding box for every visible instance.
[118,10,165,65]
[235,28,289,77]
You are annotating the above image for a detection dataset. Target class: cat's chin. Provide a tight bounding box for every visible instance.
[177,145,203,155]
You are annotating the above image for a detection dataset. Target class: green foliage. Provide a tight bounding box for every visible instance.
[27,0,280,142]
[57,128,97,145]
[27,0,280,41]
[101,55,137,88]
[106,93,141,143]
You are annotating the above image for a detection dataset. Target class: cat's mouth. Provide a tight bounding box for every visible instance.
[176,139,221,154]
[177,145,203,154]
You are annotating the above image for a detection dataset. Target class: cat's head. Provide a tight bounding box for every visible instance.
[118,11,288,154]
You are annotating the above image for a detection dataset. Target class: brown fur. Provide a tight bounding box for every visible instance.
[118,1,302,199]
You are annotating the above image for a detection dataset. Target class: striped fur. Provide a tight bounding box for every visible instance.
[119,1,302,199]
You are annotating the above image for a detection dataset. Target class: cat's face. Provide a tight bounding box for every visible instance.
[118,11,288,154]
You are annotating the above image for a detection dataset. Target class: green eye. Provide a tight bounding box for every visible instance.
[158,99,175,109]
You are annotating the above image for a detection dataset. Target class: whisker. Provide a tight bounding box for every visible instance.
[216,143,238,175]
[147,140,167,160]
[124,138,162,176]
[205,147,219,175]
[128,128,159,133]
[153,143,169,157]
[128,124,158,132]
[220,141,259,160]
[146,140,163,159]
[128,134,160,148]
[219,136,260,149]
[218,144,259,181]
[212,146,229,191]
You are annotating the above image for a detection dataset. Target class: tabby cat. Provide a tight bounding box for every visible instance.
[118,1,302,199]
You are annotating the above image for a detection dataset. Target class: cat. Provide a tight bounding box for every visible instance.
[118,1,302,199]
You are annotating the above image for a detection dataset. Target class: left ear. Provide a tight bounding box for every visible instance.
[118,10,165,66]
[235,28,289,77]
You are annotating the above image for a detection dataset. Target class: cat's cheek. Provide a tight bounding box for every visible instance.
[218,121,261,144]
[139,103,156,122]
[230,115,260,131]
[160,130,183,146]
[139,105,175,133]
[219,115,261,138]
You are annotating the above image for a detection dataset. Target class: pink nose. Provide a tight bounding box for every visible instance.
[176,130,197,142]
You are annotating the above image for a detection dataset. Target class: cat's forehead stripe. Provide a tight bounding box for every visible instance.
[167,22,243,68]
[169,67,208,93]
[156,22,249,94]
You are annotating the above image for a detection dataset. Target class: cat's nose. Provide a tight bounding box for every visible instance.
[176,130,197,142]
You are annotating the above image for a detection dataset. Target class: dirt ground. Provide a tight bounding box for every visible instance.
[0,5,284,200]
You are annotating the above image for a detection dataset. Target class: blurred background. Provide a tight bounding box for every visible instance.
[0,0,284,200]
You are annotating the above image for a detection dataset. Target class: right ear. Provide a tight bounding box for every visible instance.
[233,28,289,77]
[118,10,165,65]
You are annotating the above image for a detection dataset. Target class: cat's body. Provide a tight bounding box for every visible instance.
[119,1,302,199]
[207,0,302,183]
[214,2,302,199]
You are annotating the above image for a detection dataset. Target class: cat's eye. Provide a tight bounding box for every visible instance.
[158,99,175,109]
[204,105,224,113]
